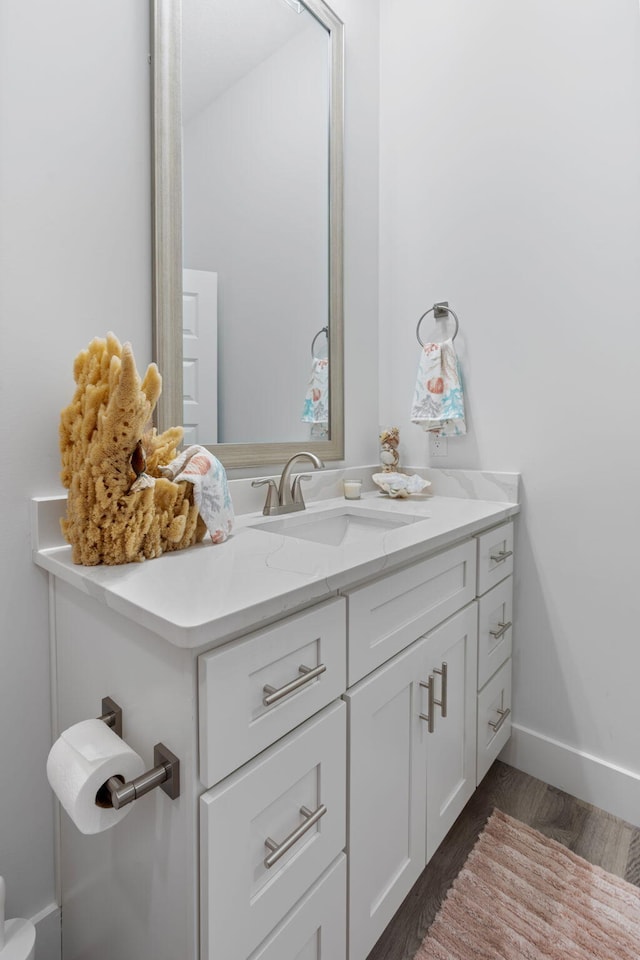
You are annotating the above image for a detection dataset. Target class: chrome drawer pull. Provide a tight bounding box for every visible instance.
[419,676,435,733]
[264,803,327,868]
[263,663,327,706]
[490,549,513,564]
[433,662,448,718]
[489,620,512,640]
[488,707,511,733]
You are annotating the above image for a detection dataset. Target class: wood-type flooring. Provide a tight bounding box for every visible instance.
[366,760,640,960]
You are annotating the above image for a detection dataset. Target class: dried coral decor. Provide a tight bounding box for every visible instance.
[59,333,206,564]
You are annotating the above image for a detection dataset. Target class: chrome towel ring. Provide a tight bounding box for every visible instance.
[416,302,459,347]
[311,325,329,358]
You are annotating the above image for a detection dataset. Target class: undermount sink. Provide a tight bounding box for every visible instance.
[249,506,425,547]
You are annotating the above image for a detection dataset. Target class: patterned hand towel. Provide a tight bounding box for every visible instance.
[301,357,329,439]
[158,445,234,543]
[410,339,466,436]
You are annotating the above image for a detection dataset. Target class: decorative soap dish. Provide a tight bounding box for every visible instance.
[372,472,431,499]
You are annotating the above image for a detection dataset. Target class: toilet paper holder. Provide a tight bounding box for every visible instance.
[96,696,180,809]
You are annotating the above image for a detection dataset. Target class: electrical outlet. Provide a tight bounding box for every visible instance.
[429,433,448,457]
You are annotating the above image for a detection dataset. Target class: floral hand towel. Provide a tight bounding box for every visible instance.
[410,338,466,437]
[158,445,234,543]
[301,357,329,423]
[302,356,329,439]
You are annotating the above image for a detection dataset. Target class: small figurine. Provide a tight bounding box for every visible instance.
[379,426,400,473]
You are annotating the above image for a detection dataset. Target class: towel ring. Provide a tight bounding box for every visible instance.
[416,303,459,347]
[311,326,329,358]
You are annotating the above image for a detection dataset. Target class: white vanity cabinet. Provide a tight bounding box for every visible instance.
[35,491,518,960]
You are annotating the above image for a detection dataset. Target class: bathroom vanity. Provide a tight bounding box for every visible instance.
[33,470,518,960]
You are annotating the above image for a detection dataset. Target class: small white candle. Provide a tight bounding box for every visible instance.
[343,479,362,500]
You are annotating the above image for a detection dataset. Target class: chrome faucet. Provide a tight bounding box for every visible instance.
[252,452,324,516]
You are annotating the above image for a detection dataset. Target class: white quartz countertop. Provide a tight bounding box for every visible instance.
[33,475,519,649]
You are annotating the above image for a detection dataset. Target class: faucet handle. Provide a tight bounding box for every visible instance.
[291,474,312,506]
[252,478,279,516]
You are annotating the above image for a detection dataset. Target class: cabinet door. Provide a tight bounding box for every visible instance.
[425,604,478,862]
[345,638,428,960]
[200,702,346,960]
[248,856,346,960]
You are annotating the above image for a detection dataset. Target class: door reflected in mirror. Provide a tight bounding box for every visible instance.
[152,0,344,468]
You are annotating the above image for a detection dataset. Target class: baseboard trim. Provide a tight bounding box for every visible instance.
[30,902,61,960]
[500,723,640,829]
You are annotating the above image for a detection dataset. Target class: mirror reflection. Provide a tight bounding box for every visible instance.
[181,0,333,448]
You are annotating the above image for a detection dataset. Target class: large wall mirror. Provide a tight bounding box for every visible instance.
[152,0,344,469]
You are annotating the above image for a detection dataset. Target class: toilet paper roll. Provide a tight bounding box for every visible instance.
[46,718,145,835]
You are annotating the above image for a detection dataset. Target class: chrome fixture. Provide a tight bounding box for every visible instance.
[252,452,324,516]
[99,695,122,738]
[419,676,435,733]
[264,803,327,869]
[251,478,279,515]
[490,548,513,564]
[96,697,181,809]
[433,662,448,718]
[101,743,180,810]
[416,301,460,346]
[419,663,448,732]
[311,325,329,358]
[263,663,327,707]
[488,706,511,733]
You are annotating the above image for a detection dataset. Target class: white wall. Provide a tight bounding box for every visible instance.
[379,0,640,820]
[0,0,379,939]
[0,0,152,939]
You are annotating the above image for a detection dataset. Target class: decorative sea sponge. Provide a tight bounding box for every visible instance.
[59,333,206,565]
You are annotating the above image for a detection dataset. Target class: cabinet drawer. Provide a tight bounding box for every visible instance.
[198,598,346,786]
[476,521,514,595]
[477,577,513,689]
[345,541,476,684]
[200,702,346,960]
[248,856,346,960]
[477,658,512,783]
